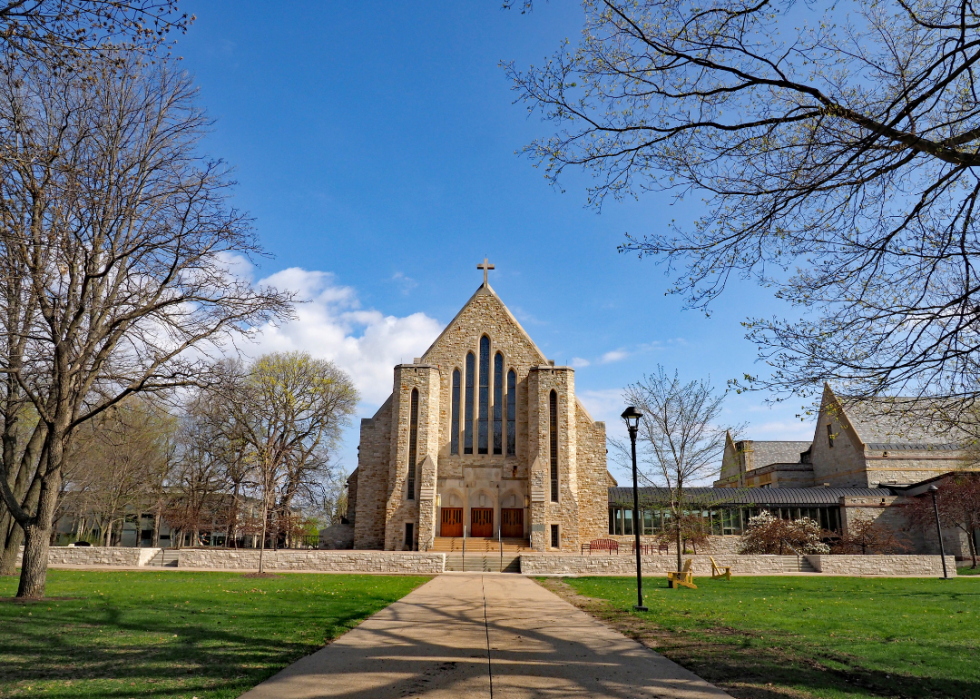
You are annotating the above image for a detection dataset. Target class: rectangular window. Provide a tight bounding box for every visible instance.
[405,522,414,551]
[464,353,475,454]
[506,370,516,455]
[550,524,559,549]
[451,369,461,455]
[478,337,490,454]
[623,508,633,536]
[549,391,559,502]
[827,423,835,448]
[493,352,504,454]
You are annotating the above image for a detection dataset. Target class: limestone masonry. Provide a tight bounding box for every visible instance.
[349,271,613,552]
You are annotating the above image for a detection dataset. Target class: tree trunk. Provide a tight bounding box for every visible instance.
[153,511,160,548]
[0,523,24,575]
[258,496,268,575]
[17,522,49,598]
[675,518,683,573]
[0,473,41,575]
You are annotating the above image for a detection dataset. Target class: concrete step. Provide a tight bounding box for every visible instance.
[779,555,816,573]
[432,537,530,554]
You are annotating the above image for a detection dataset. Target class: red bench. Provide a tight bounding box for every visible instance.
[581,538,619,555]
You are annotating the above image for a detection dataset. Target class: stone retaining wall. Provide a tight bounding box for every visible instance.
[16,546,149,567]
[177,549,445,574]
[805,554,956,577]
[520,553,955,577]
[520,553,787,576]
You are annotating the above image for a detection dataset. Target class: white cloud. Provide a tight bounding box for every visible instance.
[391,271,418,295]
[570,357,591,368]
[599,349,629,364]
[246,268,442,405]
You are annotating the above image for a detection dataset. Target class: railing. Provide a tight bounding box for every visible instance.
[782,540,802,569]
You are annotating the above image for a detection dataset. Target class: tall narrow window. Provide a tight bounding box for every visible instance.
[549,390,559,502]
[826,423,835,448]
[478,336,490,454]
[451,369,461,455]
[407,389,419,500]
[464,353,475,454]
[506,369,516,456]
[493,352,504,454]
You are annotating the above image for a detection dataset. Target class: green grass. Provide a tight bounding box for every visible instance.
[551,575,980,699]
[0,569,429,699]
[956,565,980,575]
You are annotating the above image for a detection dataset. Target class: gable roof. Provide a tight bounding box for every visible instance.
[609,486,888,506]
[419,283,548,365]
[824,384,968,448]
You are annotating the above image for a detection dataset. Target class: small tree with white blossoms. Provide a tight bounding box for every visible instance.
[738,511,830,555]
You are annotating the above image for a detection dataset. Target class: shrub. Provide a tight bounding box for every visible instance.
[738,511,830,555]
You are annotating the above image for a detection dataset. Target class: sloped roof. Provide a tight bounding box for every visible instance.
[745,441,811,468]
[835,394,968,447]
[420,283,548,365]
[608,486,888,506]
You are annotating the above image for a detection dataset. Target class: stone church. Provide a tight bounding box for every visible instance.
[346,262,614,552]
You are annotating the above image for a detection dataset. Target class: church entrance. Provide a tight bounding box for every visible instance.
[501,508,524,538]
[471,508,493,537]
[440,508,463,537]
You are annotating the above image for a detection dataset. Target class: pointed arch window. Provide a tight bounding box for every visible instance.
[506,369,516,456]
[451,368,461,455]
[549,390,559,502]
[407,388,419,500]
[478,336,490,454]
[464,353,475,454]
[493,352,504,454]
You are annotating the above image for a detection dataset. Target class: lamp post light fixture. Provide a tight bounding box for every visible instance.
[621,406,647,612]
[928,485,949,579]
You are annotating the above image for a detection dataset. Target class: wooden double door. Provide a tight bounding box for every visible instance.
[501,508,524,538]
[470,508,493,537]
[440,508,463,537]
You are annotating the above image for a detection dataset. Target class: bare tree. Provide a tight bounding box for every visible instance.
[617,366,737,571]
[219,352,358,572]
[508,1,980,411]
[0,54,292,599]
[0,1,189,60]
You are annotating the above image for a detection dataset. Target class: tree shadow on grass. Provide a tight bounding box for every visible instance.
[0,590,403,699]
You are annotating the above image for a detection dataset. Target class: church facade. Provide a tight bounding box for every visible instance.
[347,265,614,552]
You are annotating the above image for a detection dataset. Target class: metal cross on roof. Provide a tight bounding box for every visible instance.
[477,257,495,286]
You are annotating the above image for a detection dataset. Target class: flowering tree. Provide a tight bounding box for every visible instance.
[738,512,829,555]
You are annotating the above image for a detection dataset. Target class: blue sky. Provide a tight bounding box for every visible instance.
[178,1,814,482]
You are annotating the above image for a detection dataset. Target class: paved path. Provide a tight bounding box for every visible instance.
[239,573,732,699]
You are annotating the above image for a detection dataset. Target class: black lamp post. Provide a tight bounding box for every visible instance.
[621,406,647,612]
[928,485,949,579]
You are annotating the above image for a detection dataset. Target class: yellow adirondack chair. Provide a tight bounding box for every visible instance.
[709,556,732,580]
[667,558,697,589]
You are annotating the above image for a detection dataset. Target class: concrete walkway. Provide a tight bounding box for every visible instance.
[239,573,732,699]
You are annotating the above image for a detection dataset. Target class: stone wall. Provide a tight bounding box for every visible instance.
[17,546,150,567]
[520,552,955,577]
[805,554,956,576]
[177,549,445,573]
[353,397,392,549]
[520,553,788,576]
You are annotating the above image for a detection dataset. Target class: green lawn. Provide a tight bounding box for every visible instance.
[548,575,980,699]
[0,570,429,699]
[956,565,980,575]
